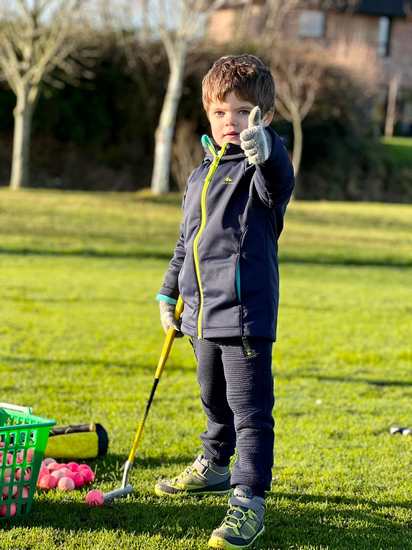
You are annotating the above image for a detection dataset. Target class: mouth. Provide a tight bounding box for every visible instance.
[224,132,239,139]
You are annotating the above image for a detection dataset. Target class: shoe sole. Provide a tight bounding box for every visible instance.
[208,525,265,549]
[155,486,231,498]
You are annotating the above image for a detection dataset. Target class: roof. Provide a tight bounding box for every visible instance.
[355,0,409,17]
[214,0,412,17]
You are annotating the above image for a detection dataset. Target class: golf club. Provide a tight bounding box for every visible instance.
[103,295,184,503]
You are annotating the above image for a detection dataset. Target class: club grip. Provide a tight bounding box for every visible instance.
[175,295,184,320]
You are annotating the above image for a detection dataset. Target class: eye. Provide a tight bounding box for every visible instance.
[239,110,250,116]
[214,111,225,117]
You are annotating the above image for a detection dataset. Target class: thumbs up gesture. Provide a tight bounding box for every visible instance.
[240,106,271,165]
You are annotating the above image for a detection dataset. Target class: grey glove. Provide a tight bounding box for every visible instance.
[240,106,271,165]
[159,300,183,337]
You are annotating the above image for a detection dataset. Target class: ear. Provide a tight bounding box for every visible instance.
[262,110,274,126]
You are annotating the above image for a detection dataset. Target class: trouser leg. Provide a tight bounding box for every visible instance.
[193,338,236,466]
[221,337,274,496]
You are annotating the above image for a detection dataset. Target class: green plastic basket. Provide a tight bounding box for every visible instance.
[0,403,55,520]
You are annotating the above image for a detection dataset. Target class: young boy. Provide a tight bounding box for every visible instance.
[156,54,294,549]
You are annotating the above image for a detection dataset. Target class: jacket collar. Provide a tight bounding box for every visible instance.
[203,138,246,162]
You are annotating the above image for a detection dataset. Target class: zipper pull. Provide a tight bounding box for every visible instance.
[242,337,254,358]
[201,135,217,158]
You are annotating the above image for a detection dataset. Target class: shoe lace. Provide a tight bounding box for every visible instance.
[221,505,256,534]
[173,465,200,483]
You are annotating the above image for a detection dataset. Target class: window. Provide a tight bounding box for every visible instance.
[298,10,325,39]
[378,16,391,57]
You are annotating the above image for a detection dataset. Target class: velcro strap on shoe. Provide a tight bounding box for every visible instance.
[229,495,265,516]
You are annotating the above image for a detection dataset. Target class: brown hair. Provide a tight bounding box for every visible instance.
[202,54,275,116]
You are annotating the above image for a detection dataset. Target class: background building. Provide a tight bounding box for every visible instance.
[209,0,412,135]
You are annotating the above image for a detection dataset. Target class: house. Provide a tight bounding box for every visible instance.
[208,0,412,135]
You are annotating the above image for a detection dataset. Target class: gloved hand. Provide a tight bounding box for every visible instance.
[240,106,271,165]
[159,300,183,337]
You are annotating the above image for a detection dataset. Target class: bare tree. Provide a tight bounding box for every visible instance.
[222,0,318,176]
[99,0,221,194]
[0,0,93,190]
[232,0,300,44]
[271,47,323,177]
[273,38,379,176]
[146,0,224,195]
[385,73,401,138]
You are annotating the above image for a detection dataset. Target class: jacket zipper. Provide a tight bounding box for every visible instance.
[193,142,228,339]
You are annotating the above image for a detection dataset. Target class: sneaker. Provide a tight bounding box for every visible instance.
[208,485,265,549]
[154,455,231,497]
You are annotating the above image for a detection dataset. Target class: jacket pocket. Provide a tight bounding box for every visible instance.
[201,256,240,329]
[177,250,198,305]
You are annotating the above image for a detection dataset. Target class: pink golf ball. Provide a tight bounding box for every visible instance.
[47,462,63,472]
[0,503,16,517]
[79,466,94,483]
[26,448,35,463]
[72,472,86,488]
[42,458,56,467]
[67,462,80,472]
[58,467,72,477]
[2,479,17,498]
[58,477,75,491]
[37,474,50,489]
[15,467,31,481]
[39,466,49,478]
[85,489,105,507]
[50,469,67,481]
[42,474,58,490]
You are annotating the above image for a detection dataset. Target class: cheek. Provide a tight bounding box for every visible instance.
[210,119,223,134]
[238,118,249,133]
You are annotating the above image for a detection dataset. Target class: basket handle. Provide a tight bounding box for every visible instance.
[0,403,33,415]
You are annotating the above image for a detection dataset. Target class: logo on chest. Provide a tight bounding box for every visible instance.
[222,176,234,185]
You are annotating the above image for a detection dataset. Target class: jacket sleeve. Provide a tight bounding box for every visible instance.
[157,184,190,301]
[157,222,185,301]
[251,129,295,209]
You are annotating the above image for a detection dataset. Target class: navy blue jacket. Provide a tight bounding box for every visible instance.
[159,127,294,341]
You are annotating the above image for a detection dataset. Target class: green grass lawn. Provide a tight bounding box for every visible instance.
[0,189,411,549]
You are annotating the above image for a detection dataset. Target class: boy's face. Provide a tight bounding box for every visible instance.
[206,91,273,147]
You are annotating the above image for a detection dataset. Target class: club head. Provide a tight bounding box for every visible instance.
[103,483,133,503]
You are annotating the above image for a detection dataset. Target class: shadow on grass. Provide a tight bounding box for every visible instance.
[1,247,412,269]
[0,247,172,261]
[273,491,411,510]
[280,254,412,269]
[0,354,195,373]
[2,491,409,549]
[94,452,198,473]
[283,372,412,387]
[3,295,143,305]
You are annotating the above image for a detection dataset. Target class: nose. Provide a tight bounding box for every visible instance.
[224,112,238,126]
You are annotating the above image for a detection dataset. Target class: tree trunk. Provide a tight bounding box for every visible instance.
[10,90,34,190]
[151,43,187,195]
[384,73,400,138]
[290,106,303,177]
